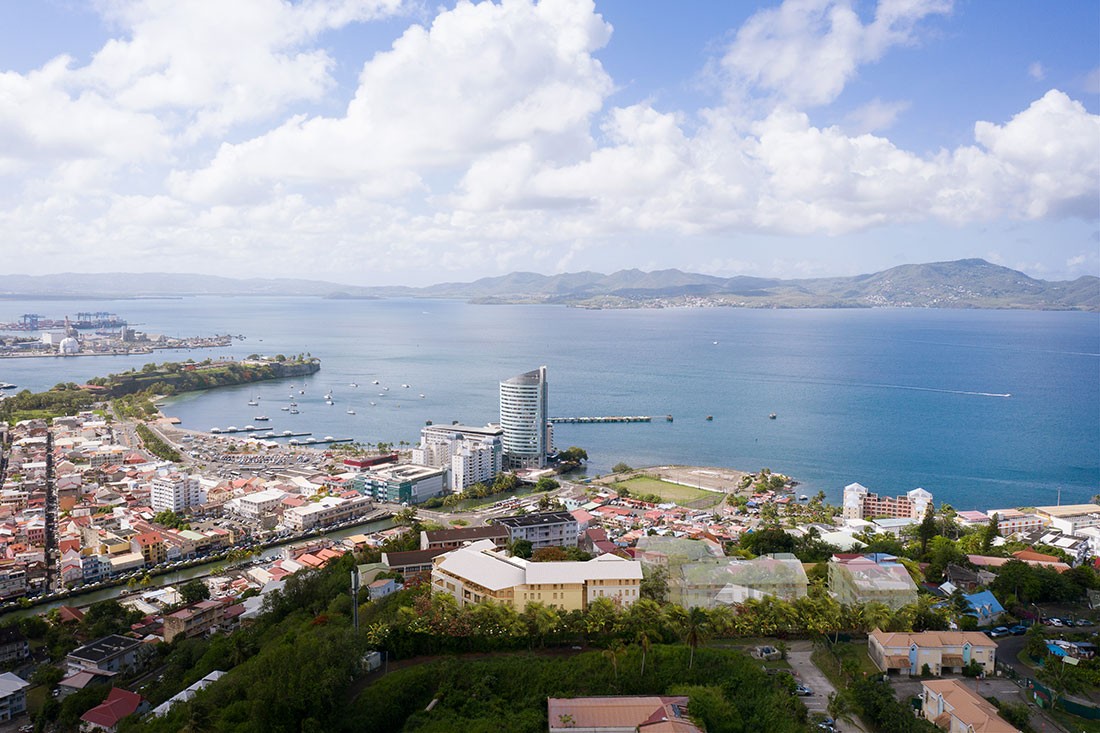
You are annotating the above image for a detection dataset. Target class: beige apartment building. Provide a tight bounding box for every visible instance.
[869,629,997,677]
[431,539,642,612]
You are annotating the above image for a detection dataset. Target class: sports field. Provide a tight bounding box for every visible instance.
[611,476,723,508]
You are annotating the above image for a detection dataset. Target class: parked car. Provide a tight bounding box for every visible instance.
[794,685,813,696]
[1009,625,1029,635]
[1048,617,1064,627]
[988,626,1011,638]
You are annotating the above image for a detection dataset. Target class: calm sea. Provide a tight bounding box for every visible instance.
[1,297,1097,511]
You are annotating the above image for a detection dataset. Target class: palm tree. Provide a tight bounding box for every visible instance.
[603,640,627,683]
[682,606,710,669]
[827,691,856,728]
[636,628,652,677]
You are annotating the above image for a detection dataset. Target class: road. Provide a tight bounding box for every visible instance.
[785,641,868,732]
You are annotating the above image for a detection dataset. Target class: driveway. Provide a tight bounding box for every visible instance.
[786,641,868,732]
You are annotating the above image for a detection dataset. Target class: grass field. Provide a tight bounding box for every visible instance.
[611,476,722,508]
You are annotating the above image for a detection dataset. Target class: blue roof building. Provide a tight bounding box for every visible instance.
[964,590,1005,626]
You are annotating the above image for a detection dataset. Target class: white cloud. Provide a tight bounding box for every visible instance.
[721,0,952,106]
[81,0,406,139]
[1083,67,1100,94]
[171,0,613,202]
[1,0,1097,283]
[843,98,910,133]
[1028,61,1045,81]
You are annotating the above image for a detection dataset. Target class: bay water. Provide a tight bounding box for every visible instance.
[1,297,1096,511]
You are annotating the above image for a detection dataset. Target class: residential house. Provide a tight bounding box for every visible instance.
[494,511,578,550]
[381,549,449,578]
[547,696,702,733]
[79,688,148,733]
[162,599,236,644]
[419,525,509,552]
[868,629,997,676]
[920,679,1020,732]
[0,626,29,664]
[66,635,146,675]
[964,590,1005,627]
[367,578,399,601]
[0,672,29,722]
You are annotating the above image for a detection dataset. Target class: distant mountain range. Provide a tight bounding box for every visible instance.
[0,259,1096,311]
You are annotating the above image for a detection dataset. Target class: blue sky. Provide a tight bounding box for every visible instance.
[0,0,1097,285]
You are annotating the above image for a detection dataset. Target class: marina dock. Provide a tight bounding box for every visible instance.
[548,415,672,424]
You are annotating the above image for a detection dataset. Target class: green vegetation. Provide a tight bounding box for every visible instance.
[152,510,189,530]
[0,383,96,422]
[88,356,320,398]
[135,424,182,462]
[341,646,808,733]
[612,476,721,508]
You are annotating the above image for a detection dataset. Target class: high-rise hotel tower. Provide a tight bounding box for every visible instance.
[499,366,550,470]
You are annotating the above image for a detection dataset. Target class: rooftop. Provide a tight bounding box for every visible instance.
[68,634,143,664]
[495,511,576,529]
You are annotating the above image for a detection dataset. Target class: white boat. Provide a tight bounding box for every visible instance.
[372,380,379,385]
[210,428,222,433]
[347,409,356,415]
[254,416,269,421]
[350,382,358,388]
[326,400,334,405]
[299,390,304,395]
[378,393,385,397]
[799,495,809,501]
[419,394,425,398]
[402,384,410,388]
[282,430,293,436]
[324,436,335,441]
[383,386,389,391]
[324,392,332,399]
[280,406,290,411]
[289,409,299,414]
[247,400,258,406]
[369,401,376,406]
[289,401,297,407]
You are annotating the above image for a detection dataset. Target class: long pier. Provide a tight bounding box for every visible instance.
[548,415,672,424]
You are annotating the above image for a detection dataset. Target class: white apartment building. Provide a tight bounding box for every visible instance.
[283,495,373,532]
[150,473,206,514]
[451,438,502,492]
[499,366,550,470]
[842,483,932,521]
[412,424,503,492]
[232,489,287,522]
[0,563,27,600]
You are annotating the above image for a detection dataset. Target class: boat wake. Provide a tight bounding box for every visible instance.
[861,382,1011,398]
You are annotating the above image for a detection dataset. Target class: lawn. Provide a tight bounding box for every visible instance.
[611,476,722,508]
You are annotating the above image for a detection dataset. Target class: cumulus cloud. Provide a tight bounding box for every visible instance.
[721,0,952,106]
[1027,61,1045,81]
[170,0,613,202]
[1,0,1097,282]
[81,0,406,138]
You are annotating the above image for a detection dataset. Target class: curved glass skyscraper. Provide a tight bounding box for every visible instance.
[499,365,548,470]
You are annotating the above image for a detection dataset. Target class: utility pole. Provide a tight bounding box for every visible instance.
[351,569,360,632]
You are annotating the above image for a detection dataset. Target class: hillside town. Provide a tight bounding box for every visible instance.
[0,365,1095,732]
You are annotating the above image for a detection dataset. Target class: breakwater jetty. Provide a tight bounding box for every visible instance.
[548,415,673,424]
